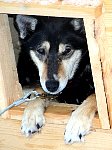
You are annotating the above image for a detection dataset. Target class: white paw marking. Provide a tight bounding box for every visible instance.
[64,111,92,144]
[21,107,45,137]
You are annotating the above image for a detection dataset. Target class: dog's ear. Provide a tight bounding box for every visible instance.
[16,15,38,39]
[71,18,85,34]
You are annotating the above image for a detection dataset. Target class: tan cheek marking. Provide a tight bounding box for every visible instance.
[41,63,48,81]
[58,63,66,79]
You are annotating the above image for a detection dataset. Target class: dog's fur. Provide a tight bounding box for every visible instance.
[16,15,97,144]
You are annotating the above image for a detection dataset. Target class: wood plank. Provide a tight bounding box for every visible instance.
[103,13,112,32]
[95,16,112,127]
[9,102,101,129]
[84,18,110,129]
[0,118,112,150]
[103,0,112,13]
[0,1,102,18]
[0,14,22,118]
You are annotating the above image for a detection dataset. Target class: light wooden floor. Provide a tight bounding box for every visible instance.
[0,118,112,150]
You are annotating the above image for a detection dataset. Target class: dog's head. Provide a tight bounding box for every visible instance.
[16,15,88,94]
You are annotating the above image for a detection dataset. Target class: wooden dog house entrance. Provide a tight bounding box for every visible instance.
[0,0,112,131]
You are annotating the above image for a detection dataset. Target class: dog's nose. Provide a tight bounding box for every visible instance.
[45,79,59,93]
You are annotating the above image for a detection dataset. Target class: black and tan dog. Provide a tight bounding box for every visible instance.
[16,15,97,144]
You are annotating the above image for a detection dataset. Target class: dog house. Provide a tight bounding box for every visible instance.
[0,0,112,149]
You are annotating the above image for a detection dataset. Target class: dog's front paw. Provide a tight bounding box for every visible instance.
[21,107,45,137]
[64,111,92,144]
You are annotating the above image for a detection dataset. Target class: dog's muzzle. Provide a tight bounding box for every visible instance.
[45,79,59,93]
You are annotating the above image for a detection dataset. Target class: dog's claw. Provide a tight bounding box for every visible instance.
[36,123,41,129]
[32,130,37,134]
[28,130,31,134]
[79,133,82,139]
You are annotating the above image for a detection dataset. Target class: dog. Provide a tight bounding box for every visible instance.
[15,15,97,144]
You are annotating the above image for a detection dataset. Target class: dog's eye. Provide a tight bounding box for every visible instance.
[37,48,45,55]
[62,45,72,56]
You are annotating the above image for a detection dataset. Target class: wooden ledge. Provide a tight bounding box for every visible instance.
[8,102,101,129]
[0,118,112,150]
[0,1,102,18]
